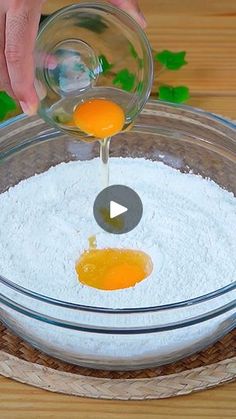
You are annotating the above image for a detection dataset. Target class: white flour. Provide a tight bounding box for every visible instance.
[0,157,235,363]
[0,157,236,306]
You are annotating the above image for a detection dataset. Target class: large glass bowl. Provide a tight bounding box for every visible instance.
[0,101,235,370]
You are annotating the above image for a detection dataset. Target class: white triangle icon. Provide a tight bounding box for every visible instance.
[110,201,128,219]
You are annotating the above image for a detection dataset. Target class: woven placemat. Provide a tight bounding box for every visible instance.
[0,324,235,399]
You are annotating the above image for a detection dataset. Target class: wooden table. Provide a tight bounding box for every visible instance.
[0,1,235,418]
[42,0,236,118]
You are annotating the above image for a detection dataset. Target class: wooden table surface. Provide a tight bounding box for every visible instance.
[0,1,236,418]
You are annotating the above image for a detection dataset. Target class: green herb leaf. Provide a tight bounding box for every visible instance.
[155,50,187,70]
[0,91,17,121]
[129,43,144,69]
[54,112,71,125]
[158,85,190,103]
[137,81,144,94]
[113,69,136,92]
[138,58,144,69]
[74,16,108,34]
[98,54,113,74]
[129,43,138,59]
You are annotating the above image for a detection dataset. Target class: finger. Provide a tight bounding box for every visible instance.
[5,3,42,114]
[0,12,15,98]
[109,0,146,28]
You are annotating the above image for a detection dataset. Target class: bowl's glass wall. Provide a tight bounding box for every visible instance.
[0,102,235,369]
[1,303,235,369]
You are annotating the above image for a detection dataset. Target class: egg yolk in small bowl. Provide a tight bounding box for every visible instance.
[73,98,125,139]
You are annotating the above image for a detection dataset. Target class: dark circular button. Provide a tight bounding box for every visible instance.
[93,185,143,234]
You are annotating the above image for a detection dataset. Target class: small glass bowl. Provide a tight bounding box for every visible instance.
[0,101,235,370]
[35,2,153,141]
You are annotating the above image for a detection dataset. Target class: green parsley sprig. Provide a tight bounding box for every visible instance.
[98,47,190,104]
[154,49,190,103]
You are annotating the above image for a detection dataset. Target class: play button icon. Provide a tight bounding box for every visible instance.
[110,201,128,219]
[93,185,143,234]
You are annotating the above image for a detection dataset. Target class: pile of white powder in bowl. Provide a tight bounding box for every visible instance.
[0,157,235,308]
[0,157,236,365]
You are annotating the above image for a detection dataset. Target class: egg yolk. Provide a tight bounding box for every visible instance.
[73,98,125,139]
[76,248,153,291]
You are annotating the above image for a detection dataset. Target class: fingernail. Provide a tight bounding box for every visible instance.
[20,101,37,116]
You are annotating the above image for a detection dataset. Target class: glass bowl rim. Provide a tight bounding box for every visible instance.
[0,100,235,316]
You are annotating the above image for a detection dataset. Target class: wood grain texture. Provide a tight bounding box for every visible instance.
[1,0,236,417]
[188,95,236,119]
[0,377,236,419]
[42,0,236,95]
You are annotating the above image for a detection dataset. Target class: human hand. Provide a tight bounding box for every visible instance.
[0,1,145,115]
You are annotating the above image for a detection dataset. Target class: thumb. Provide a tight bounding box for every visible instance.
[109,0,146,28]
